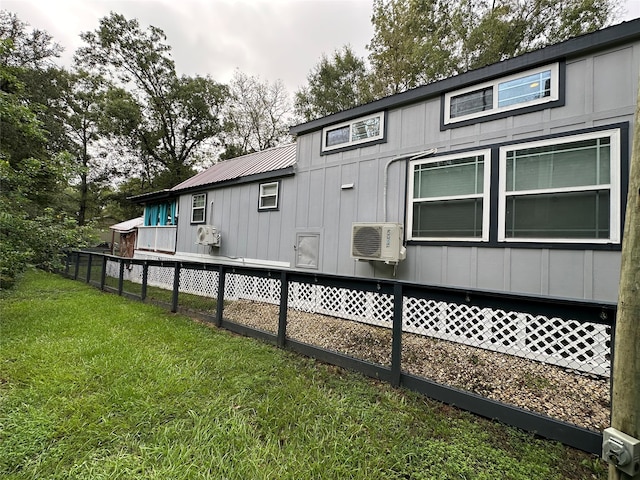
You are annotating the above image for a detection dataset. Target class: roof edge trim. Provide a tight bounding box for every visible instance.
[290,18,640,135]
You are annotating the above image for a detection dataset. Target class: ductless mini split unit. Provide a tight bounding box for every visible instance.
[196,225,221,247]
[351,222,406,264]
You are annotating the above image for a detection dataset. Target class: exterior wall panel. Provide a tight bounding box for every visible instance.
[509,250,543,296]
[476,248,507,291]
[322,165,342,274]
[548,250,587,299]
[161,33,639,302]
[594,47,634,112]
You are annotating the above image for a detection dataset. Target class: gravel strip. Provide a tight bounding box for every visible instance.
[223,299,609,431]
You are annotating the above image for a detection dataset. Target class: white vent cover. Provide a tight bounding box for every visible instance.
[196,225,220,247]
[351,223,406,264]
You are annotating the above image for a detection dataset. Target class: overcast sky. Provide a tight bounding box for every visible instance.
[3,0,640,97]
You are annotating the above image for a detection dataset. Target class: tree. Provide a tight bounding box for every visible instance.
[367,0,619,97]
[222,70,292,157]
[0,10,61,69]
[450,0,618,71]
[61,69,119,225]
[75,13,228,189]
[0,12,95,287]
[1,10,70,159]
[294,45,374,122]
[368,0,455,97]
[609,78,640,480]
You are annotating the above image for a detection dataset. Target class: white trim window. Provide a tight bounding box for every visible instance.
[258,181,279,210]
[498,129,621,243]
[408,149,492,241]
[191,193,206,223]
[444,63,559,125]
[321,112,385,153]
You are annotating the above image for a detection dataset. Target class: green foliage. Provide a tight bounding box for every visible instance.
[0,13,97,288]
[75,13,228,188]
[368,0,455,97]
[294,45,374,122]
[0,155,96,288]
[297,0,617,117]
[366,0,619,97]
[1,11,67,163]
[0,40,48,164]
[0,270,607,479]
[0,10,62,69]
[0,209,95,289]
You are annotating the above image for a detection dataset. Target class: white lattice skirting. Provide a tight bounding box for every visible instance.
[105,262,610,377]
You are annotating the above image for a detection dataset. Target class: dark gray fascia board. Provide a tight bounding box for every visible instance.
[170,166,296,196]
[290,18,640,136]
[127,189,175,205]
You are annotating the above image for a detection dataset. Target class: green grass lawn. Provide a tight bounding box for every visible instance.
[0,270,607,479]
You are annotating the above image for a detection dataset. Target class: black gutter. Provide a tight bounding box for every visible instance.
[127,189,175,204]
[127,166,296,204]
[169,166,296,196]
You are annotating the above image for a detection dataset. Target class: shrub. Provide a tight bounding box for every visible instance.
[0,209,95,289]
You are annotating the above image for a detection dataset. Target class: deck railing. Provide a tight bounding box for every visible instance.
[136,225,176,253]
[63,250,617,455]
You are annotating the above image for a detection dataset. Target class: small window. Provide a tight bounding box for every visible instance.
[450,87,493,118]
[321,112,385,153]
[408,150,491,241]
[444,63,559,125]
[498,129,621,243]
[259,181,279,210]
[498,70,551,108]
[191,193,206,223]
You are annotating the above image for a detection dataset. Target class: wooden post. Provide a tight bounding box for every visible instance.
[609,79,640,480]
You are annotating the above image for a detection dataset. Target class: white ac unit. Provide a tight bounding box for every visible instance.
[196,225,221,247]
[351,222,406,264]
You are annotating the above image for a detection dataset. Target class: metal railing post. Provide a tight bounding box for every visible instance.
[64,251,71,277]
[171,262,181,313]
[215,265,226,327]
[86,254,92,284]
[100,255,107,290]
[118,260,125,296]
[73,252,80,280]
[141,261,149,301]
[391,282,403,388]
[277,271,289,348]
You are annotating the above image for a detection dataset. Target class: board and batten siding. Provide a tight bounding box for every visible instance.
[292,43,639,302]
[175,176,297,268]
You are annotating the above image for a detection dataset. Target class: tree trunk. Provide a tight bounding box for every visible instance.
[609,77,640,480]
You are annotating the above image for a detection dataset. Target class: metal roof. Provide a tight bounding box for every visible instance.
[171,143,297,192]
[110,217,144,233]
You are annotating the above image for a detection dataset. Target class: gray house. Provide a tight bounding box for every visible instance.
[134,19,640,303]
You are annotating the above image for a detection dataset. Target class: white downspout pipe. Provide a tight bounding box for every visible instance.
[383,148,437,222]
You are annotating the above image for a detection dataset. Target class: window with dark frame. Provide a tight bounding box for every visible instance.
[259,181,279,210]
[408,150,491,241]
[191,193,206,223]
[407,127,623,246]
[444,63,559,125]
[499,130,620,243]
[321,112,385,153]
